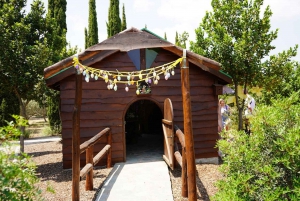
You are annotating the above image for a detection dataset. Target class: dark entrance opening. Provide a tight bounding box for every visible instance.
[125,100,163,162]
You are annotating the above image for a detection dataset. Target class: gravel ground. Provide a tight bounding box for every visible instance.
[25,140,223,201]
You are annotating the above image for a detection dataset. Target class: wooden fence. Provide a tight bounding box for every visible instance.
[78,127,112,191]
[174,125,188,198]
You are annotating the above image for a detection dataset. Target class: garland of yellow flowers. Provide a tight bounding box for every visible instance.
[73,55,183,94]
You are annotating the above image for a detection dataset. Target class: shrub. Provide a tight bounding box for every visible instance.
[213,93,300,201]
[0,115,28,142]
[0,115,42,200]
[0,151,42,201]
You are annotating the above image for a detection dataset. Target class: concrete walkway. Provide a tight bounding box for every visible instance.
[95,161,173,201]
[95,133,174,201]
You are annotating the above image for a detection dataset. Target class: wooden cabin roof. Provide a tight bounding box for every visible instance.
[44,27,232,90]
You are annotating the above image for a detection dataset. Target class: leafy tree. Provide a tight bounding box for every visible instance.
[214,93,300,200]
[164,32,167,40]
[107,0,121,37]
[0,0,51,152]
[261,55,299,104]
[190,0,298,130]
[0,94,20,127]
[121,3,127,31]
[86,0,98,47]
[178,31,189,49]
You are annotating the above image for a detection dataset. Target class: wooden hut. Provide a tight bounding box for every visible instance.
[44,27,232,169]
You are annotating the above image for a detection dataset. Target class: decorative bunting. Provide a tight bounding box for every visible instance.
[73,55,182,94]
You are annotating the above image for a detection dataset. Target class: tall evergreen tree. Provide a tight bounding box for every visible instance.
[84,27,88,49]
[175,31,179,46]
[164,32,167,40]
[121,3,127,31]
[87,0,98,47]
[46,0,68,133]
[107,0,121,37]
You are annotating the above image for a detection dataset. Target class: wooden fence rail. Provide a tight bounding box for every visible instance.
[174,125,188,198]
[79,127,112,191]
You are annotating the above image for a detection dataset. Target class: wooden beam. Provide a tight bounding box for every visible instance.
[181,49,196,201]
[79,127,110,154]
[85,146,94,191]
[79,163,93,180]
[107,130,112,168]
[72,72,82,201]
[93,145,111,166]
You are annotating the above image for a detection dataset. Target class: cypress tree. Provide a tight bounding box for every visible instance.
[47,0,67,133]
[84,27,88,49]
[164,32,167,40]
[121,3,127,31]
[87,0,98,47]
[175,31,179,46]
[107,0,121,37]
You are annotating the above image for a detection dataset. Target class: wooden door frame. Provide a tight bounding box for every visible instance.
[122,97,163,162]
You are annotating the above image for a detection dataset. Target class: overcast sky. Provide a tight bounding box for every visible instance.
[26,0,300,62]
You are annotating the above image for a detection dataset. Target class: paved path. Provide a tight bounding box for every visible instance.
[95,133,174,201]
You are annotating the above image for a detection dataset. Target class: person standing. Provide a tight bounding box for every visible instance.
[244,93,255,134]
[219,99,230,130]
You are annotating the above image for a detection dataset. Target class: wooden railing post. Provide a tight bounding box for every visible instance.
[85,146,94,191]
[182,147,188,197]
[107,130,112,168]
[181,49,197,201]
[72,72,82,201]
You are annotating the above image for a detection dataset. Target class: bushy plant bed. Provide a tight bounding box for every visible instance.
[214,93,300,200]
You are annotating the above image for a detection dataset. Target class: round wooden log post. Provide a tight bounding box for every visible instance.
[182,147,188,198]
[86,146,94,191]
[72,72,82,201]
[180,49,197,201]
[107,130,112,168]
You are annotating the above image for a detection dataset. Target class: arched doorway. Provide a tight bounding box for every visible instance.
[124,99,164,162]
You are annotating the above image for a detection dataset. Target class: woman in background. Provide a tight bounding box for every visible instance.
[219,99,230,130]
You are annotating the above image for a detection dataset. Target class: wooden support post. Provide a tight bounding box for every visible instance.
[107,131,112,168]
[182,147,188,198]
[180,49,197,201]
[72,72,82,201]
[85,146,94,191]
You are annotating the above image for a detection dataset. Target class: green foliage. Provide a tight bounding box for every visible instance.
[0,94,20,127]
[176,31,189,49]
[47,92,61,134]
[261,60,300,105]
[214,93,300,200]
[190,0,298,130]
[0,151,42,201]
[0,0,50,120]
[107,0,121,37]
[121,3,127,31]
[0,115,41,200]
[26,100,47,120]
[164,32,167,40]
[0,115,28,142]
[86,0,98,47]
[84,27,88,49]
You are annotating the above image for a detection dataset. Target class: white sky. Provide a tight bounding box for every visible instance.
[26,0,300,62]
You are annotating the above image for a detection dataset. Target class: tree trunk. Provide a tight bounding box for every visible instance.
[234,83,244,130]
[14,89,27,153]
